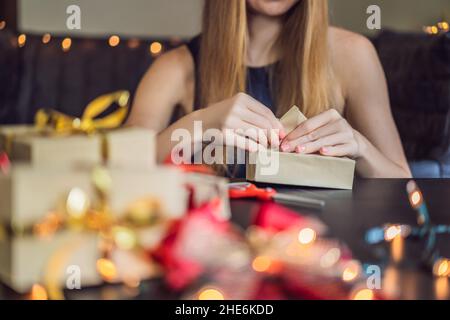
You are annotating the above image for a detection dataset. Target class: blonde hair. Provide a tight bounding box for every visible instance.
[199,0,334,117]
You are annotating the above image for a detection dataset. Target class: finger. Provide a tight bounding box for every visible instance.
[295,132,351,155]
[242,95,285,133]
[283,109,341,142]
[268,128,281,150]
[238,108,281,148]
[282,119,344,152]
[239,107,273,132]
[319,143,356,158]
[224,131,264,153]
[236,121,269,148]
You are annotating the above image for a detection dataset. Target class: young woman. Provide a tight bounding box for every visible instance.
[127,0,411,178]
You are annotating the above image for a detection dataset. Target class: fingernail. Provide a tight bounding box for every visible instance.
[279,130,287,140]
[281,143,290,152]
[321,147,329,154]
[296,146,306,153]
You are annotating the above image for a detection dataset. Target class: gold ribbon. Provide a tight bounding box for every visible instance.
[35,91,130,135]
[36,166,164,300]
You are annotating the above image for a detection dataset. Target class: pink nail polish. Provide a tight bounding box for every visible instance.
[281,143,290,152]
[321,147,329,154]
[296,146,306,153]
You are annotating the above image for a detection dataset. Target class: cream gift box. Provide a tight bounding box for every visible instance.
[0,230,101,293]
[0,227,164,294]
[246,106,356,190]
[0,165,188,231]
[0,126,156,170]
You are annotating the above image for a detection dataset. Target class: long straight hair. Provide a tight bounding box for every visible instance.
[199,0,333,117]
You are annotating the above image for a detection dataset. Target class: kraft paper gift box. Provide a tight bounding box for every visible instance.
[0,126,156,170]
[0,165,188,231]
[246,106,356,190]
[0,230,101,293]
[0,228,163,293]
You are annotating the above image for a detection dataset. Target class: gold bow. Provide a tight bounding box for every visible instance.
[33,166,165,300]
[35,91,130,135]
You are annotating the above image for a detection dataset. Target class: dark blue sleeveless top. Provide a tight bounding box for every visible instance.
[186,36,276,178]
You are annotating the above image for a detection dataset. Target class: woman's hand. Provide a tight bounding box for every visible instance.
[280,109,361,159]
[204,93,285,152]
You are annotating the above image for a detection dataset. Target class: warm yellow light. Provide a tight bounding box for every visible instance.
[0,21,6,30]
[342,261,361,282]
[433,259,450,277]
[320,248,341,268]
[434,277,449,300]
[96,258,117,282]
[42,33,51,44]
[29,284,48,300]
[431,26,439,34]
[66,188,90,219]
[150,42,163,56]
[391,235,404,263]
[298,228,316,245]
[352,288,375,300]
[198,288,225,300]
[252,256,272,273]
[62,38,72,52]
[18,34,27,47]
[109,35,120,47]
[384,225,402,242]
[113,226,137,250]
[33,212,62,238]
[410,190,422,207]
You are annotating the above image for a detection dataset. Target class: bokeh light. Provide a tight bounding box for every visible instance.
[62,38,72,52]
[150,42,163,56]
[298,228,316,245]
[109,35,120,47]
[198,288,225,300]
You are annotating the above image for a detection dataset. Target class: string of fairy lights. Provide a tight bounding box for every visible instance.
[0,19,173,57]
[423,21,450,35]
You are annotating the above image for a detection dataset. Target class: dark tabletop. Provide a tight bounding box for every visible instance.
[1,179,449,300]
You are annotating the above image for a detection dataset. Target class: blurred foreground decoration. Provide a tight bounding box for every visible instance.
[365,180,450,299]
[153,201,382,300]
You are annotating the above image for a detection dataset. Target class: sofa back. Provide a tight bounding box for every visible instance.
[0,30,449,161]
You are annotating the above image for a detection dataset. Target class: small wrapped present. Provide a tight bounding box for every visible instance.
[247,106,356,190]
[0,165,188,231]
[0,91,155,169]
[0,230,101,293]
[184,172,231,220]
[0,164,182,294]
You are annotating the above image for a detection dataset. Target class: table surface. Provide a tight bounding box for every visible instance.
[1,179,449,300]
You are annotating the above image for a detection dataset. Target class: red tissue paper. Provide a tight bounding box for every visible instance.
[152,199,232,291]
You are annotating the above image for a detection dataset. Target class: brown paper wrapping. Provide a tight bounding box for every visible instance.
[247,106,356,190]
[0,126,156,169]
[0,165,188,231]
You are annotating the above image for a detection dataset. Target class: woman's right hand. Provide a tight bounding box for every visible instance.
[202,93,285,152]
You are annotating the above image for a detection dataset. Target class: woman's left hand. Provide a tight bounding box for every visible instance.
[280,109,362,159]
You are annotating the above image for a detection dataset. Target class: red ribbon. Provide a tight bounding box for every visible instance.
[0,152,10,175]
[152,199,229,291]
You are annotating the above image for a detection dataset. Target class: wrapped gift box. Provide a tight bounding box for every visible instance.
[0,126,156,170]
[246,106,356,190]
[247,151,355,190]
[0,227,164,294]
[0,165,188,231]
[184,173,231,220]
[0,230,101,293]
